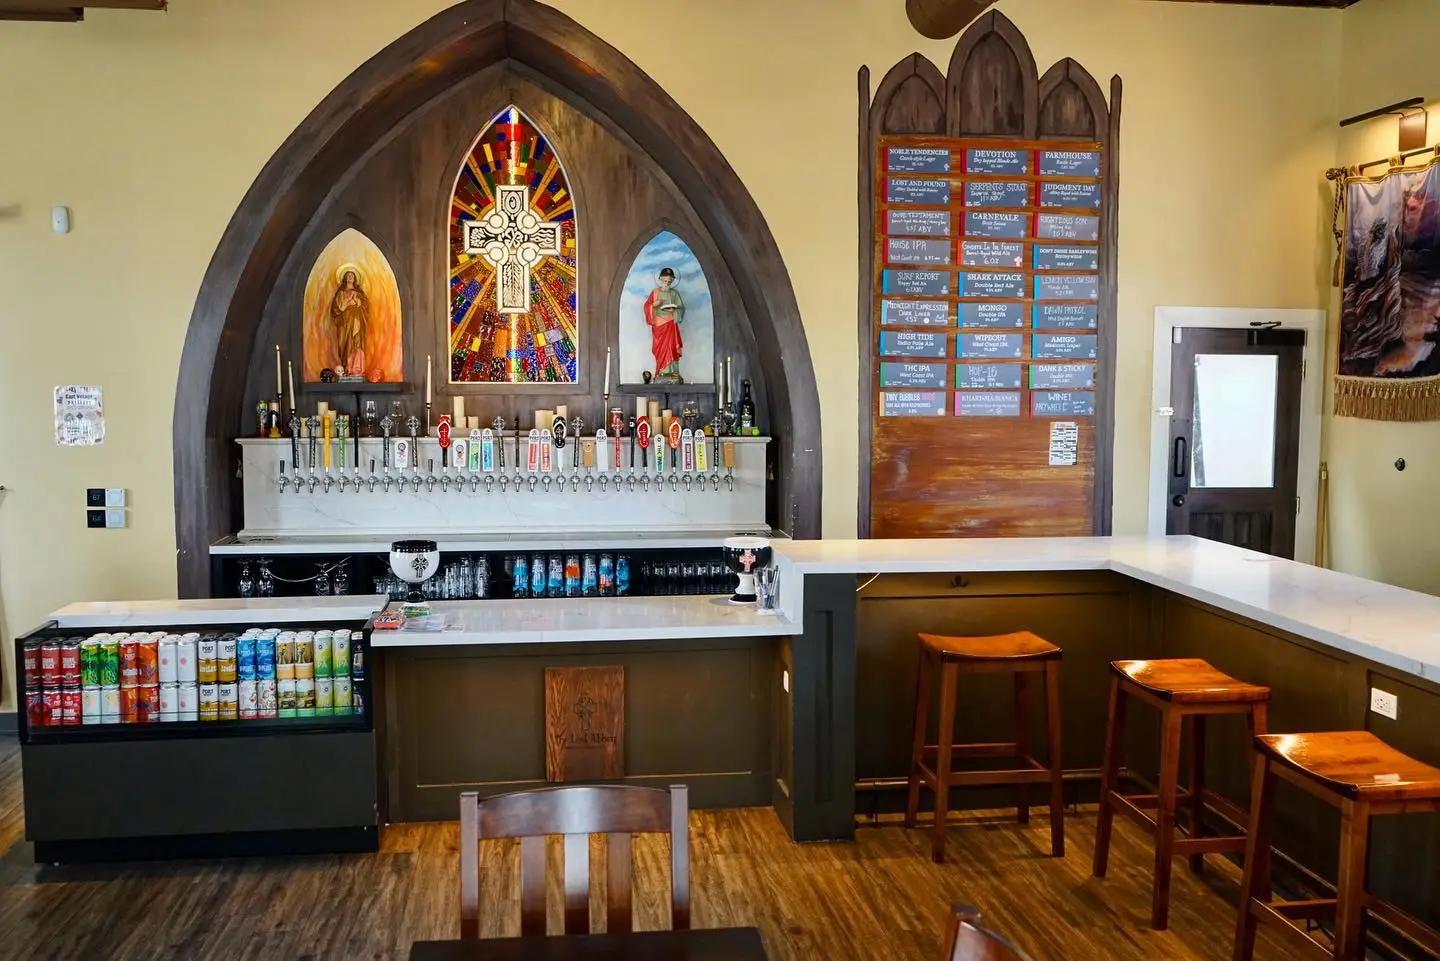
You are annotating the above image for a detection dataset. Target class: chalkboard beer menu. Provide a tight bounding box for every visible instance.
[874,138,1103,422]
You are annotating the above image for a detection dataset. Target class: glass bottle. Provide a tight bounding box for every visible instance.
[257,560,275,597]
[237,562,255,599]
[738,378,757,434]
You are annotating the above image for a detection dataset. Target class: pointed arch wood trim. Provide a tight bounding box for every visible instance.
[869,53,947,136]
[1037,58,1111,141]
[945,11,1038,139]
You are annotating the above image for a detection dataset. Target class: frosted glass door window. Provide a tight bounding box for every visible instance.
[1191,353,1277,488]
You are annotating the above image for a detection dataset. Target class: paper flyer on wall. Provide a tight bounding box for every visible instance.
[54,385,105,447]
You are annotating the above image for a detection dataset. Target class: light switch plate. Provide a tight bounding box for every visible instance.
[104,509,126,529]
[86,509,105,529]
[86,488,106,507]
[1370,687,1398,720]
[104,487,126,508]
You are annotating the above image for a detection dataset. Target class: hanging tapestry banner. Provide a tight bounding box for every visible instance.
[1332,157,1440,420]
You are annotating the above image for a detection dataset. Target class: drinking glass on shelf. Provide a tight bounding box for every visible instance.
[363,400,378,437]
[257,559,275,598]
[238,562,255,599]
[390,400,405,422]
[315,566,331,597]
[332,564,349,596]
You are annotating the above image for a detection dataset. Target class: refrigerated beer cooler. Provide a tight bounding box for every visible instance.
[14,596,386,864]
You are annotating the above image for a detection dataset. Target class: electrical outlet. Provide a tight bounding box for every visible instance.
[86,509,105,529]
[1370,687,1398,720]
[86,488,105,507]
[104,509,126,529]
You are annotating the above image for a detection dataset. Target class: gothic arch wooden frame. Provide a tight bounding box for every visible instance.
[172,0,820,594]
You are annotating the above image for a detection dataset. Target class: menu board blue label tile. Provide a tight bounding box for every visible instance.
[887,237,951,266]
[1031,391,1095,416]
[1035,274,1099,301]
[956,391,1022,417]
[961,241,1025,268]
[965,148,1029,175]
[1033,303,1098,329]
[887,209,951,237]
[957,363,1023,389]
[1030,362,1095,389]
[965,211,1029,239]
[888,147,951,173]
[880,362,948,388]
[959,333,1024,359]
[888,178,951,205]
[882,300,951,326]
[965,181,1030,208]
[959,302,1025,328]
[1034,245,1098,271]
[882,270,950,296]
[1039,181,1101,209]
[1036,214,1099,241]
[880,331,948,358]
[1033,334,1097,359]
[959,272,1026,299]
[1039,150,1101,177]
[881,391,948,416]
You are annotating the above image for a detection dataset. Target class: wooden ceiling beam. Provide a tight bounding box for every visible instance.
[1141,0,1359,7]
[0,0,165,21]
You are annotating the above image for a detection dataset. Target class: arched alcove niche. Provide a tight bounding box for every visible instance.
[173,0,819,594]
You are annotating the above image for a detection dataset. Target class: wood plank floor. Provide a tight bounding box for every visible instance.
[0,738,1300,961]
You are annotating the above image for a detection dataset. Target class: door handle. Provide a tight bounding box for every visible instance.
[1172,436,1189,480]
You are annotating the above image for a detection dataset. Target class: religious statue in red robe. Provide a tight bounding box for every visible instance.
[643,267,686,383]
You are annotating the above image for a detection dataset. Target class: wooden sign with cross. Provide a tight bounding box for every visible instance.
[463,184,563,315]
[544,665,625,781]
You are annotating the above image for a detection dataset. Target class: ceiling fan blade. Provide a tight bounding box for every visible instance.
[906,0,996,40]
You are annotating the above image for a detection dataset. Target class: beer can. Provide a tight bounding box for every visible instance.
[22,639,41,689]
[157,636,179,684]
[159,682,179,719]
[277,678,298,718]
[315,676,334,714]
[137,684,161,723]
[238,679,259,719]
[616,555,632,596]
[582,553,598,597]
[26,689,46,728]
[119,686,140,724]
[97,636,119,687]
[60,687,82,726]
[137,636,160,685]
[352,688,366,717]
[257,678,278,718]
[217,634,238,683]
[100,685,121,721]
[564,554,581,598]
[512,553,531,599]
[294,633,314,680]
[40,641,62,688]
[255,635,276,680]
[175,634,197,683]
[333,675,353,715]
[548,555,565,598]
[330,631,350,678]
[177,682,199,721]
[313,631,332,679]
[530,554,546,597]
[60,640,82,687]
[81,687,102,725]
[80,638,101,687]
[598,553,615,596]
[119,637,140,685]
[350,633,366,682]
[198,682,219,721]
[275,632,296,681]
[237,636,257,681]
[296,677,316,717]
[218,682,239,720]
[197,635,218,683]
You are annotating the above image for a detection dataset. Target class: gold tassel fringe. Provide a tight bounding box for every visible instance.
[1333,374,1440,421]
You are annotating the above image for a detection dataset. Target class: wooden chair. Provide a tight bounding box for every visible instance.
[459,784,690,939]
[941,905,1032,961]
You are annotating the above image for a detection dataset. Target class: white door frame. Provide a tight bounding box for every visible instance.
[1148,307,1325,564]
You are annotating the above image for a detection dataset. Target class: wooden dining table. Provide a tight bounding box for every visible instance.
[409,926,768,960]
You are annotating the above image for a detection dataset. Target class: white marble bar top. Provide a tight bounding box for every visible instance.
[211,529,780,555]
[772,535,1440,682]
[49,595,389,629]
[369,596,799,648]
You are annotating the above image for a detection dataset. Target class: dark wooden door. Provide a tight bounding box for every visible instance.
[1166,328,1303,558]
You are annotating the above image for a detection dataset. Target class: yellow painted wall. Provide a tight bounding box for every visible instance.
[1324,0,1440,593]
[0,0,1344,709]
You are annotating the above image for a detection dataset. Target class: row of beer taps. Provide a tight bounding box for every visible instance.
[274,413,739,495]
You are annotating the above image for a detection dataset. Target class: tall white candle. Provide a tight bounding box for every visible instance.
[603,347,612,396]
[275,345,282,399]
[287,361,295,412]
[426,355,433,404]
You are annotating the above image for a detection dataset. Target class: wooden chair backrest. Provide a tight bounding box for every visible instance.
[942,906,1031,961]
[459,784,690,939]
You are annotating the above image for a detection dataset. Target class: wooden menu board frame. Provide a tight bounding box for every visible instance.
[857,12,1120,539]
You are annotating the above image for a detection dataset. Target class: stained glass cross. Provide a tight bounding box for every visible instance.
[463,184,562,314]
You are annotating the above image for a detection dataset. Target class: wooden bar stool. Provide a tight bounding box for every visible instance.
[1092,658,1270,930]
[1234,731,1440,961]
[904,631,1064,864]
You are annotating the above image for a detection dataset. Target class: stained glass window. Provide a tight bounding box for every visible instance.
[449,106,578,383]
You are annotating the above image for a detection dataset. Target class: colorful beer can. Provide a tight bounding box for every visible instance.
[275,632,296,681]
[159,682,179,720]
[197,635,218,683]
[40,641,62,688]
[548,555,564,598]
[119,686,141,724]
[100,685,121,721]
[598,553,615,596]
[177,682,199,721]
[26,689,46,728]
[530,553,546,597]
[295,677,316,717]
[294,633,315,680]
[330,631,350,677]
[137,684,161,723]
[100,637,121,687]
[217,635,238,683]
[236,636,257,681]
[178,632,199,681]
[257,678,278,718]
[255,636,276,680]
[314,676,334,714]
[277,678,298,718]
[350,633,365,682]
[80,638,102,687]
[81,687,102,725]
[313,631,332,679]
[332,676,352,715]
[198,682,219,721]
[238,679,259,719]
[40,688,61,726]
[218,682,239,720]
[352,688,365,717]
[157,636,179,684]
[60,687,82,726]
[118,637,140,686]
[22,639,42,689]
[59,641,82,686]
[137,636,160,685]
